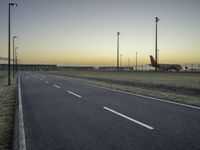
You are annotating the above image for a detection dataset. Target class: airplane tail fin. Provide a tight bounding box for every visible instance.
[150,55,157,66]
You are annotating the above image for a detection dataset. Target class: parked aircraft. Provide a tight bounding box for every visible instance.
[150,55,182,72]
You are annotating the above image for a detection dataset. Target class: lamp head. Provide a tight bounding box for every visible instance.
[13,36,18,38]
[10,3,18,7]
[155,17,160,22]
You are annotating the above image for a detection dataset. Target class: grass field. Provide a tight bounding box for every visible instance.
[44,70,200,107]
[0,71,17,150]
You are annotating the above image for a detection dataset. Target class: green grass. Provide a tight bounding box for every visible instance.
[0,71,17,150]
[44,70,200,107]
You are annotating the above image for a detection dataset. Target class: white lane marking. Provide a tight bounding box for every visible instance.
[103,107,154,130]
[53,84,60,88]
[45,81,50,84]
[18,75,27,150]
[68,80,200,110]
[40,79,43,81]
[26,76,29,79]
[67,91,82,98]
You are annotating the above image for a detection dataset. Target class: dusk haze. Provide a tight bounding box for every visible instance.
[0,0,200,65]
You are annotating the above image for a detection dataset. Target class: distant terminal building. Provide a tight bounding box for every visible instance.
[58,66,134,71]
[99,66,133,71]
[0,64,57,71]
[58,66,94,71]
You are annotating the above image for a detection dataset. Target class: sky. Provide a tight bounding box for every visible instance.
[0,0,200,66]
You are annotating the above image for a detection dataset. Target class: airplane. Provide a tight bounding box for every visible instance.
[149,55,182,72]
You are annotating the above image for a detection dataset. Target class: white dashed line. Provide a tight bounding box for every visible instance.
[45,81,50,84]
[40,79,43,81]
[53,84,60,88]
[103,107,154,130]
[67,91,82,98]
[68,80,200,110]
[26,76,29,79]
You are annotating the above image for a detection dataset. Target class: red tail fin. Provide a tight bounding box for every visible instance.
[150,55,157,66]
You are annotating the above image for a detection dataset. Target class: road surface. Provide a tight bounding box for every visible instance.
[19,72,200,150]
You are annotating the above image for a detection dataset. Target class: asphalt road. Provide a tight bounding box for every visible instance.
[19,72,200,150]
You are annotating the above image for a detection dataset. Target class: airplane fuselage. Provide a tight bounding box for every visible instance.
[150,55,182,72]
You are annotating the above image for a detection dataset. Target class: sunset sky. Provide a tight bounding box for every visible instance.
[0,0,200,66]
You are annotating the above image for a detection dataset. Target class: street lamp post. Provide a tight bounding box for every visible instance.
[117,32,120,70]
[120,54,122,67]
[155,17,159,71]
[13,36,17,77]
[8,3,17,85]
[15,48,18,73]
[128,58,130,67]
[14,47,18,74]
[157,49,159,64]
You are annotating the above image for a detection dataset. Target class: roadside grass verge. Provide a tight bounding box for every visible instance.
[44,70,200,107]
[0,71,17,150]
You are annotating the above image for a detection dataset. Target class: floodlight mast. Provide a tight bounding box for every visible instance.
[155,17,159,71]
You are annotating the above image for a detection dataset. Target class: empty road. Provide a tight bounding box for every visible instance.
[19,72,200,150]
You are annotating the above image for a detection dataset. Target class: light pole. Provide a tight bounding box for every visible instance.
[8,3,17,85]
[155,17,159,71]
[157,49,159,64]
[14,47,18,74]
[120,54,122,67]
[13,36,17,77]
[128,58,130,67]
[117,32,120,70]
[136,52,138,71]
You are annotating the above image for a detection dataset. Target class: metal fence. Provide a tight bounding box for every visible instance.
[1,63,200,72]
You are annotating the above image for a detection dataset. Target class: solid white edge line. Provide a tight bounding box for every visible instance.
[53,84,60,88]
[103,107,154,130]
[68,80,200,110]
[67,91,82,98]
[18,75,27,150]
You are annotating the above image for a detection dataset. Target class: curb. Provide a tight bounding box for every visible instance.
[13,75,26,150]
[13,76,19,150]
